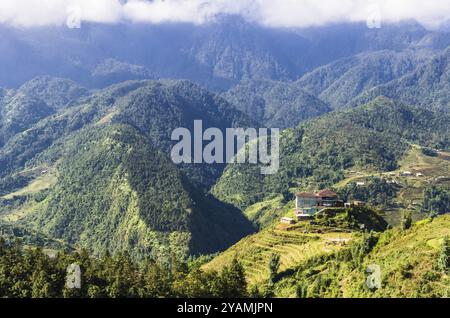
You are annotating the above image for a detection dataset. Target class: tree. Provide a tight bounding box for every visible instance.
[217,259,247,297]
[401,211,412,230]
[268,253,281,283]
[249,285,261,298]
[31,270,50,298]
[422,186,450,215]
[295,283,307,298]
[438,236,449,273]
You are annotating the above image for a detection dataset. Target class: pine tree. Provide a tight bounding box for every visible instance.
[217,259,247,297]
[268,253,280,283]
[31,270,50,298]
[249,285,261,298]
[295,283,307,298]
[401,211,412,230]
[438,236,449,273]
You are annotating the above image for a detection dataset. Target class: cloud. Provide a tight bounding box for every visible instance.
[0,0,449,29]
[0,0,123,27]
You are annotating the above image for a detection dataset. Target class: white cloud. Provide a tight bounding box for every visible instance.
[0,0,449,29]
[0,0,123,27]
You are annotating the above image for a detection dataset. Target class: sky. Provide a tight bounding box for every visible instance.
[0,0,449,29]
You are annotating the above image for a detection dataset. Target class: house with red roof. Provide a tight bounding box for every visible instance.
[295,189,340,218]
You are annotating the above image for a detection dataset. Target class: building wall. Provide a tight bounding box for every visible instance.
[296,197,318,209]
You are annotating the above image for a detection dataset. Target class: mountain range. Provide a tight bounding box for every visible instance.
[0,17,449,295]
[1,17,449,91]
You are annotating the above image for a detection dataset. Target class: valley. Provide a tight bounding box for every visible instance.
[0,15,449,299]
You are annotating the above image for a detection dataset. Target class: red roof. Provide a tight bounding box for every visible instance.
[317,189,337,197]
[295,192,318,198]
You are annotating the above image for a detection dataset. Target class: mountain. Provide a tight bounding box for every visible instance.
[1,16,450,299]
[296,50,430,109]
[0,93,53,147]
[0,79,253,189]
[350,47,450,111]
[0,79,256,259]
[0,19,448,90]
[17,76,90,109]
[222,79,331,128]
[90,59,156,88]
[19,124,253,259]
[212,98,450,210]
[0,77,90,147]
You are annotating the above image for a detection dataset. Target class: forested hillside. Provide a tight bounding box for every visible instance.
[222,79,331,128]
[296,50,429,109]
[350,48,450,111]
[0,237,250,298]
[0,79,256,260]
[212,98,450,210]
[0,79,253,189]
[17,124,253,259]
[0,77,90,148]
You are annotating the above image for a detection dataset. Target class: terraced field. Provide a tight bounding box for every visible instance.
[203,226,353,285]
[244,195,296,229]
[334,145,450,225]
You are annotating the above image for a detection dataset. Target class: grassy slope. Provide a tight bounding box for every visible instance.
[203,207,386,286]
[204,210,450,297]
[1,167,57,200]
[203,226,353,286]
[275,215,450,298]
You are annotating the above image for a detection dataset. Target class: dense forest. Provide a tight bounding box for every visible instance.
[221,79,331,128]
[0,238,249,298]
[422,186,450,216]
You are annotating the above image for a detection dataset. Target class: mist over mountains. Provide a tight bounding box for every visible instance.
[1,17,449,91]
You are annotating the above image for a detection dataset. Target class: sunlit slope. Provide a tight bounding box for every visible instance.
[204,207,387,286]
[275,215,450,298]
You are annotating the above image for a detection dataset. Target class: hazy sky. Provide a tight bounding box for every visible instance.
[0,0,449,29]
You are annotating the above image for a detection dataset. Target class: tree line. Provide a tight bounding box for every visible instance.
[0,238,250,298]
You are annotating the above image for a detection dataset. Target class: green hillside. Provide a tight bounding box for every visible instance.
[17,76,90,109]
[0,77,90,148]
[19,124,253,258]
[1,124,254,259]
[203,208,449,298]
[0,79,253,191]
[296,50,427,109]
[274,215,450,298]
[212,97,450,210]
[0,79,256,260]
[351,47,450,111]
[222,79,331,128]
[203,206,387,285]
[0,93,53,147]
